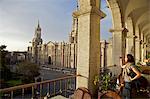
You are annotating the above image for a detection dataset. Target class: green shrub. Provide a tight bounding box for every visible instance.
[16,61,40,83]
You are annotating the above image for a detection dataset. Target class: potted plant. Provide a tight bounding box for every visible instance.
[94,69,120,99]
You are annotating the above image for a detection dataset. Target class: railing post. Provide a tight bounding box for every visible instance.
[11,91,13,99]
[54,82,56,95]
[74,77,76,90]
[47,83,50,95]
[68,78,71,89]
[67,79,69,90]
[40,84,42,98]
[65,79,67,97]
[22,88,24,99]
[59,80,62,94]
[32,86,34,98]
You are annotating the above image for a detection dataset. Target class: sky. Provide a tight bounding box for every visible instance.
[0,0,112,51]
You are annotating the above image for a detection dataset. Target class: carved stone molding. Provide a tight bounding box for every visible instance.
[73,6,106,19]
[126,35,136,38]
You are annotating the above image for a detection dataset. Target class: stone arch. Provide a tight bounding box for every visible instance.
[126,1,150,62]
[143,28,150,37]
[106,0,125,68]
[135,11,150,26]
[106,0,122,29]
[147,35,150,40]
[124,0,149,20]
[141,23,150,33]
[125,17,135,56]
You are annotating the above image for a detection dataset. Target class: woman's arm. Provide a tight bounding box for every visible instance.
[130,67,141,81]
[120,57,126,68]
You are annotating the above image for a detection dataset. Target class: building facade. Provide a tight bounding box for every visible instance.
[100,39,113,69]
[27,17,78,69]
[27,18,114,70]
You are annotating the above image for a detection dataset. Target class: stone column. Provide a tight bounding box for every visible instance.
[146,44,149,58]
[135,28,141,63]
[68,44,71,68]
[74,43,78,69]
[100,40,106,69]
[143,41,147,60]
[141,33,144,62]
[75,0,105,95]
[70,43,76,68]
[61,42,65,67]
[108,0,123,68]
[141,44,144,62]
[126,35,135,55]
[126,18,135,56]
[135,38,141,63]
[54,44,57,66]
[110,29,123,66]
[106,39,113,67]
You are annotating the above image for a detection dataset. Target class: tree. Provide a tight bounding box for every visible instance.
[16,61,40,83]
[0,45,7,67]
[0,45,11,81]
[0,45,6,51]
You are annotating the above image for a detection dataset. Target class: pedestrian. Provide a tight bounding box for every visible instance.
[120,54,141,99]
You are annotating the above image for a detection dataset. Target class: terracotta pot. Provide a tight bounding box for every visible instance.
[98,90,121,99]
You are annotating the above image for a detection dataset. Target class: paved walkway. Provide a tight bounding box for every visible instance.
[50,95,68,99]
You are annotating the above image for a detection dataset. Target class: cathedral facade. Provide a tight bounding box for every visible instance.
[27,16,78,69]
[27,17,113,70]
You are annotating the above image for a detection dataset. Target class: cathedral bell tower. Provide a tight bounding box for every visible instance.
[34,21,42,45]
[32,21,43,63]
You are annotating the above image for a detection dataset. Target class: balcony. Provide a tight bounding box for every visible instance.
[0,75,77,99]
[0,65,150,99]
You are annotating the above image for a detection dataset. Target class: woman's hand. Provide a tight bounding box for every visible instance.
[129,76,133,81]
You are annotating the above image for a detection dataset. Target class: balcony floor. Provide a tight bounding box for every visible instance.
[50,95,68,99]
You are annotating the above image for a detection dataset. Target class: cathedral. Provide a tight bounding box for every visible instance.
[27,16,78,69]
[27,18,114,70]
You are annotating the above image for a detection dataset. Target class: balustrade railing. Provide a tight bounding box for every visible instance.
[0,75,77,99]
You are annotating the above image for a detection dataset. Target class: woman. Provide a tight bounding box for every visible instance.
[120,54,141,99]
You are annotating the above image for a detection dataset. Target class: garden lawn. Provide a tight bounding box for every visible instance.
[6,79,22,87]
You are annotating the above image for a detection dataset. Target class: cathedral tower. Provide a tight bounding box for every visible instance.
[34,21,42,45]
[32,21,43,63]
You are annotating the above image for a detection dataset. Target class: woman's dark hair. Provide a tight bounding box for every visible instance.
[127,54,135,64]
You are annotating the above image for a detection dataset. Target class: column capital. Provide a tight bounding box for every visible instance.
[109,28,123,32]
[135,39,142,44]
[109,28,128,33]
[126,35,136,38]
[143,42,147,45]
[73,6,106,19]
